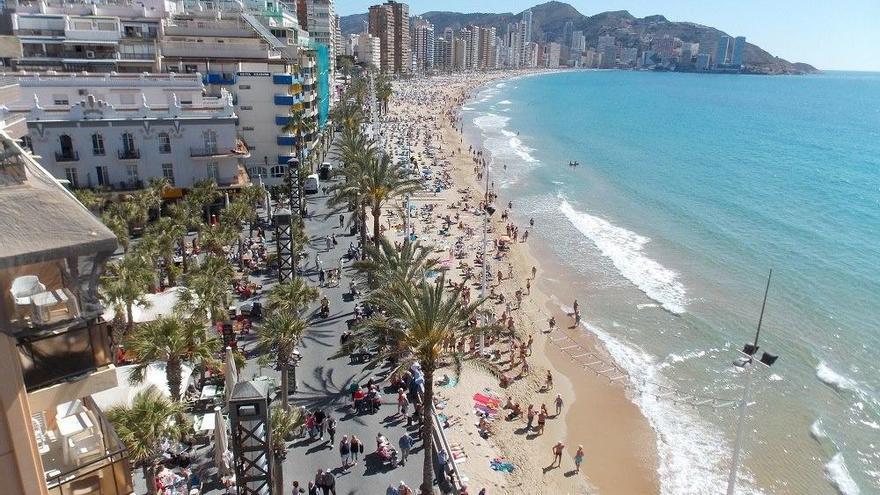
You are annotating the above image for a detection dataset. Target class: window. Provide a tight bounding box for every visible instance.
[180,99,192,105]
[95,165,109,186]
[206,161,220,182]
[247,166,268,179]
[19,135,32,151]
[270,165,286,178]
[162,163,175,185]
[239,105,253,111]
[158,132,171,153]
[203,130,217,153]
[126,163,139,184]
[184,64,198,73]
[52,94,69,106]
[239,85,251,90]
[65,167,79,188]
[242,126,254,131]
[121,132,135,152]
[92,133,105,155]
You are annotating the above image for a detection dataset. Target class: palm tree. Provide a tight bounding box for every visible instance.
[74,188,105,214]
[101,253,154,345]
[166,201,197,273]
[353,236,439,288]
[328,129,378,247]
[186,178,220,224]
[330,98,364,133]
[124,315,220,402]
[362,154,422,248]
[270,405,305,495]
[178,256,234,324]
[337,277,487,495]
[375,73,392,114]
[143,216,186,287]
[256,313,308,411]
[106,388,187,495]
[265,278,319,317]
[102,200,138,252]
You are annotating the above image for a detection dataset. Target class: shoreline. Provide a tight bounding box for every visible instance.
[384,70,659,494]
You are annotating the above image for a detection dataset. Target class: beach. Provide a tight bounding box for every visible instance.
[376,72,660,495]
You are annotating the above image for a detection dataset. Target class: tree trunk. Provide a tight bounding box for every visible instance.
[179,238,188,273]
[280,349,290,411]
[420,367,436,495]
[272,455,284,495]
[144,464,157,495]
[372,205,382,249]
[167,358,182,402]
[125,303,134,336]
[358,205,368,248]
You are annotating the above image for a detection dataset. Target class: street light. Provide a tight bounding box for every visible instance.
[726,270,779,495]
[479,161,494,354]
[287,158,302,216]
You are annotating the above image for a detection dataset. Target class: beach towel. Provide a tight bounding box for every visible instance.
[473,393,501,407]
[490,458,516,473]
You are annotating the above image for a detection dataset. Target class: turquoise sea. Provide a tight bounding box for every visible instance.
[462,70,880,495]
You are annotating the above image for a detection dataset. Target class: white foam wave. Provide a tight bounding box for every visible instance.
[574,317,763,495]
[509,136,537,163]
[473,113,509,131]
[559,199,688,314]
[498,99,512,105]
[667,350,706,364]
[810,419,827,441]
[495,82,506,88]
[461,106,474,111]
[817,361,859,392]
[825,453,861,495]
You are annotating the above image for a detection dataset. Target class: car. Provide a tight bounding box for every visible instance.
[303,174,319,194]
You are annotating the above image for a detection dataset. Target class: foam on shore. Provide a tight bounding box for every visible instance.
[559,198,687,314]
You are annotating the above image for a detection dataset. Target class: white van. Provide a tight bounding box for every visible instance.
[303,174,319,194]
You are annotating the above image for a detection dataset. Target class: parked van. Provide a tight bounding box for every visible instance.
[303,174,319,194]
[319,162,333,180]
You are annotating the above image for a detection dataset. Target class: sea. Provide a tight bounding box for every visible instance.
[461,70,880,495]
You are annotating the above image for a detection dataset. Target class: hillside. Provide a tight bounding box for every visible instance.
[340,1,817,74]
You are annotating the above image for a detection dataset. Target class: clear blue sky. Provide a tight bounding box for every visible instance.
[337,0,880,71]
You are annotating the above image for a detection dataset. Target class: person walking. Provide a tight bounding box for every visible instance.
[326,417,337,444]
[398,432,413,466]
[437,449,449,483]
[551,441,565,467]
[349,435,362,464]
[554,394,564,416]
[292,481,305,494]
[321,471,336,495]
[574,445,585,473]
[397,388,409,416]
[314,409,326,440]
[339,436,351,469]
[339,214,345,228]
[526,404,535,430]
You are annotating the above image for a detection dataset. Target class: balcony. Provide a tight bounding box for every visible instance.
[18,321,112,392]
[276,115,292,126]
[274,94,298,106]
[272,74,298,85]
[277,135,297,146]
[117,148,139,160]
[190,138,250,159]
[55,150,79,162]
[204,73,236,85]
[277,154,296,165]
[163,19,253,38]
[31,396,132,495]
[160,40,280,60]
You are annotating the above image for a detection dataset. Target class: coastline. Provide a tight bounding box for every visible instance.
[385,70,659,494]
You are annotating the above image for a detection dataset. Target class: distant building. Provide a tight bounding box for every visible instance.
[368,3,395,73]
[695,52,711,70]
[355,32,381,69]
[388,1,410,73]
[715,36,730,67]
[411,17,434,73]
[522,9,533,44]
[731,36,746,67]
[620,47,638,66]
[546,42,560,68]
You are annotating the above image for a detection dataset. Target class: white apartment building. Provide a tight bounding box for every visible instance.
[354,32,380,69]
[5,0,168,72]
[10,74,250,190]
[305,0,336,83]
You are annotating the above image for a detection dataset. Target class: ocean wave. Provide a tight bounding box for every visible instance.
[559,199,688,314]
[810,419,827,441]
[573,317,763,495]
[825,453,861,495]
[473,113,509,131]
[817,361,856,392]
[509,136,537,163]
[498,99,512,105]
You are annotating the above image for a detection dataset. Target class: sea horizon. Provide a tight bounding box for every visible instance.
[462,70,880,495]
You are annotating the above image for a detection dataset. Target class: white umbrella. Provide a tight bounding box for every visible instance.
[224,192,230,207]
[213,406,230,475]
[224,346,238,403]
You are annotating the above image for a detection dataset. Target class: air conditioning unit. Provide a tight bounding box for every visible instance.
[86,50,96,59]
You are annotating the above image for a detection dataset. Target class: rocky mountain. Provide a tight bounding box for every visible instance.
[340,1,817,74]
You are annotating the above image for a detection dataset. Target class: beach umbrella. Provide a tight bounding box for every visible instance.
[224,192,230,207]
[213,406,230,475]
[224,346,238,403]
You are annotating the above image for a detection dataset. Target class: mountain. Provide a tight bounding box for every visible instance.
[340,1,817,74]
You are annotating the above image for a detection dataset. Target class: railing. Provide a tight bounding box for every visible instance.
[204,73,236,85]
[277,135,297,146]
[274,94,297,105]
[117,148,139,159]
[189,146,221,157]
[55,150,79,161]
[272,74,297,85]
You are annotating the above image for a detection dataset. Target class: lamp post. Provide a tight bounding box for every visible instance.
[273,208,293,283]
[287,158,302,216]
[479,162,494,354]
[726,270,779,495]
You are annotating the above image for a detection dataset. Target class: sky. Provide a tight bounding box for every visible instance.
[336,0,880,71]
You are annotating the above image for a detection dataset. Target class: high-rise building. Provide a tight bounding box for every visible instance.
[368,1,409,73]
[715,36,730,67]
[546,42,561,68]
[731,36,746,67]
[434,35,451,71]
[522,9,533,44]
[354,32,381,69]
[411,17,434,73]
[368,3,395,73]
[305,1,338,84]
[598,35,616,68]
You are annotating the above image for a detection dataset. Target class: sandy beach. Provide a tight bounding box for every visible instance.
[372,71,660,495]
